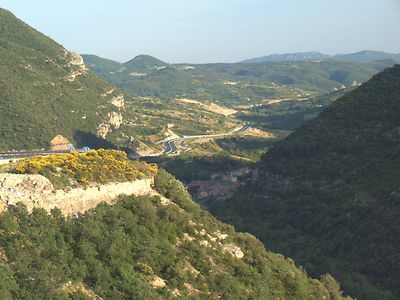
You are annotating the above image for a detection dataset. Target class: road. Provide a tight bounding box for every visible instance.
[160,122,250,155]
[0,149,86,162]
[0,123,250,161]
[162,140,178,155]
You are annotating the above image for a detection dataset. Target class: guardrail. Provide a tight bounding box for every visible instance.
[0,149,87,160]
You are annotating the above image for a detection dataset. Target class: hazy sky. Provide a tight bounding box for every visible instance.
[1,0,399,63]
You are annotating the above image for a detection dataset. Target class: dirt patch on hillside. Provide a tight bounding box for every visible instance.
[239,128,277,139]
[177,99,237,116]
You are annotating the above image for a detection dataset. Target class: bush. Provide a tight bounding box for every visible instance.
[13,149,158,188]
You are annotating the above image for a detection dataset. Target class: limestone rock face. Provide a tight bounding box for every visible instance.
[96,111,123,138]
[70,52,85,67]
[0,173,153,215]
[108,112,123,129]
[111,94,125,108]
[96,123,110,139]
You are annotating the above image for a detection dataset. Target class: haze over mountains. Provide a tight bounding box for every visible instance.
[82,53,392,101]
[1,6,399,300]
[242,50,400,63]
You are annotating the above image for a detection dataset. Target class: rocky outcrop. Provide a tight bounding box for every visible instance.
[96,123,110,139]
[70,53,85,66]
[65,52,88,82]
[0,173,153,216]
[108,111,123,129]
[150,276,166,289]
[110,94,125,108]
[96,111,123,138]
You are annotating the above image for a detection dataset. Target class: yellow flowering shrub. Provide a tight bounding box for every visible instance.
[14,149,158,188]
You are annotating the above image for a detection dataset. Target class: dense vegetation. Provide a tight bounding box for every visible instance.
[0,9,132,150]
[83,53,391,107]
[237,89,349,131]
[210,65,400,300]
[0,168,351,299]
[146,154,252,183]
[13,150,157,188]
[215,137,276,161]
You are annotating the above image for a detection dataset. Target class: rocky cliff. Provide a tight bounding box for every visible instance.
[0,173,153,216]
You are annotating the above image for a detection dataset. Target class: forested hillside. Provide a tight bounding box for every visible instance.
[83,54,391,106]
[0,152,351,299]
[210,65,400,300]
[0,9,130,150]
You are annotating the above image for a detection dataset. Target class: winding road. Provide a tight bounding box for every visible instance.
[0,123,251,161]
[159,122,250,155]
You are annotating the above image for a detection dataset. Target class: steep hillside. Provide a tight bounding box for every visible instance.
[0,9,131,150]
[0,152,351,299]
[210,65,400,299]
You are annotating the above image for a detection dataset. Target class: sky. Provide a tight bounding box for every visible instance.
[0,0,399,63]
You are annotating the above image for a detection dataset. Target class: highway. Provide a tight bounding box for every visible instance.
[162,140,178,155]
[0,123,250,161]
[0,149,87,162]
[160,122,250,155]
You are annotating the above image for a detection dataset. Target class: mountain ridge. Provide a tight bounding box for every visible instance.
[241,51,330,63]
[242,50,400,63]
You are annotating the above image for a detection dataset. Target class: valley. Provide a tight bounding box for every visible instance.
[0,4,399,300]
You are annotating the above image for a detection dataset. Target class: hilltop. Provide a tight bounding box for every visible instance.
[210,65,400,299]
[0,151,351,299]
[124,55,168,72]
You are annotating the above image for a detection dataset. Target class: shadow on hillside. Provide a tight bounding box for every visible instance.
[73,130,135,156]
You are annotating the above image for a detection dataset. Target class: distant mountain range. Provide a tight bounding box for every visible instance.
[242,50,400,63]
[82,53,392,105]
[241,51,330,63]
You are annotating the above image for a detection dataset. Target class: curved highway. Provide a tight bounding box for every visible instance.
[0,123,250,160]
[160,122,250,155]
